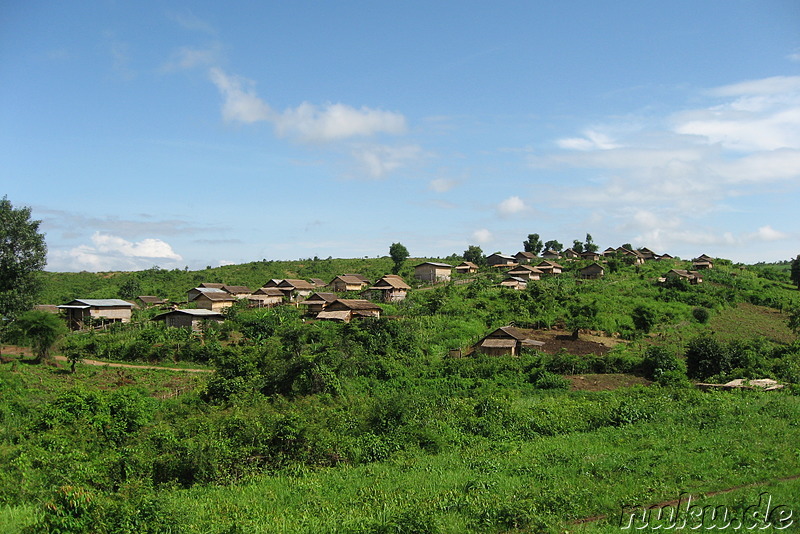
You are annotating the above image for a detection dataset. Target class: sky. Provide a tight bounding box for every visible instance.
[2,1,799,272]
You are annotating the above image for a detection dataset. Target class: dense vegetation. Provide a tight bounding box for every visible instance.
[2,255,799,532]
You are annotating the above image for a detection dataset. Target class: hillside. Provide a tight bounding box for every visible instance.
[3,255,799,532]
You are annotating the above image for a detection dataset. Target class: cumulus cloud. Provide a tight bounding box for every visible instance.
[472,228,492,243]
[209,68,272,123]
[274,102,406,143]
[529,74,800,259]
[50,232,183,272]
[208,68,407,142]
[497,196,527,216]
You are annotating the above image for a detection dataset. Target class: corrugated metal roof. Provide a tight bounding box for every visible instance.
[61,299,133,307]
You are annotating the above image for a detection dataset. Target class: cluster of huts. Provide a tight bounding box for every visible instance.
[53,251,715,332]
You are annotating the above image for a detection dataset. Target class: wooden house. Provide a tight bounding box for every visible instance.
[151,309,224,331]
[222,285,252,298]
[580,251,601,262]
[499,276,527,290]
[580,263,605,279]
[137,295,167,308]
[316,299,382,322]
[536,260,563,275]
[506,265,542,281]
[414,262,453,283]
[190,291,237,311]
[638,248,658,261]
[58,299,133,330]
[248,287,285,308]
[455,261,479,274]
[299,292,339,314]
[368,275,411,302]
[541,248,561,260]
[329,275,369,293]
[278,279,316,301]
[661,269,703,285]
[692,254,714,270]
[562,248,581,260]
[263,279,284,288]
[310,278,328,288]
[486,253,517,268]
[514,251,536,264]
[473,326,545,357]
[602,247,617,256]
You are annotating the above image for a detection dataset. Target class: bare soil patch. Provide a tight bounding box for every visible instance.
[530,329,618,356]
[565,373,651,392]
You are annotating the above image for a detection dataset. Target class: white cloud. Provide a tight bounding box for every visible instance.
[497,196,527,216]
[274,102,406,143]
[208,68,407,142]
[50,233,183,272]
[350,144,422,179]
[429,178,459,193]
[472,228,492,243]
[209,68,272,123]
[556,129,621,151]
[526,75,800,262]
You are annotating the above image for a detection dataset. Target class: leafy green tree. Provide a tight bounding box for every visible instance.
[572,240,584,253]
[13,310,68,364]
[631,304,657,334]
[0,196,47,322]
[685,335,728,380]
[462,245,485,266]
[544,240,563,253]
[522,234,543,255]
[565,300,598,339]
[584,233,598,253]
[389,242,410,274]
[118,277,142,300]
[791,255,800,290]
[788,306,800,336]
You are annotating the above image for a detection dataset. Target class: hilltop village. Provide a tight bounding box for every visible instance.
[50,246,718,354]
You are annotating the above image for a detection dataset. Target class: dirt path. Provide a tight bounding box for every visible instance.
[52,355,214,373]
[1,345,211,373]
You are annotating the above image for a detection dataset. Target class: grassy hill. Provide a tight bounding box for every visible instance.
[3,255,799,532]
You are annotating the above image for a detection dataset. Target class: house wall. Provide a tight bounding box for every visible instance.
[415,266,451,282]
[88,307,131,323]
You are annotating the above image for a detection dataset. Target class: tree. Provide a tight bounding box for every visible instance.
[389,242,409,274]
[13,310,67,364]
[462,245,485,266]
[584,233,598,253]
[572,240,584,253]
[791,255,800,290]
[522,234,543,256]
[544,240,563,253]
[0,197,47,322]
[631,304,657,334]
[565,300,598,340]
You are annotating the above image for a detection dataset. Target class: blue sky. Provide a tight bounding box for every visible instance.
[2,1,799,271]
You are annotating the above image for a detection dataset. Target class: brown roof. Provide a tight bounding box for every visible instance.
[371,275,411,290]
[328,299,382,311]
[301,292,339,303]
[279,279,316,290]
[316,310,353,322]
[194,292,236,302]
[223,285,252,294]
[252,287,284,296]
[343,273,370,283]
[137,295,166,304]
[332,275,367,286]
[537,260,563,269]
[310,278,328,287]
[199,283,225,289]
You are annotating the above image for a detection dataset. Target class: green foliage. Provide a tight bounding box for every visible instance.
[0,196,47,320]
[462,245,485,266]
[791,255,800,289]
[389,242,410,274]
[692,306,710,323]
[522,233,542,255]
[543,239,562,252]
[631,303,657,333]
[10,309,67,363]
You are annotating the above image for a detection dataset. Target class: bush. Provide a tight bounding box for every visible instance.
[692,306,710,323]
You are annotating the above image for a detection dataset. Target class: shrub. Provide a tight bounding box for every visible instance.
[692,306,710,323]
